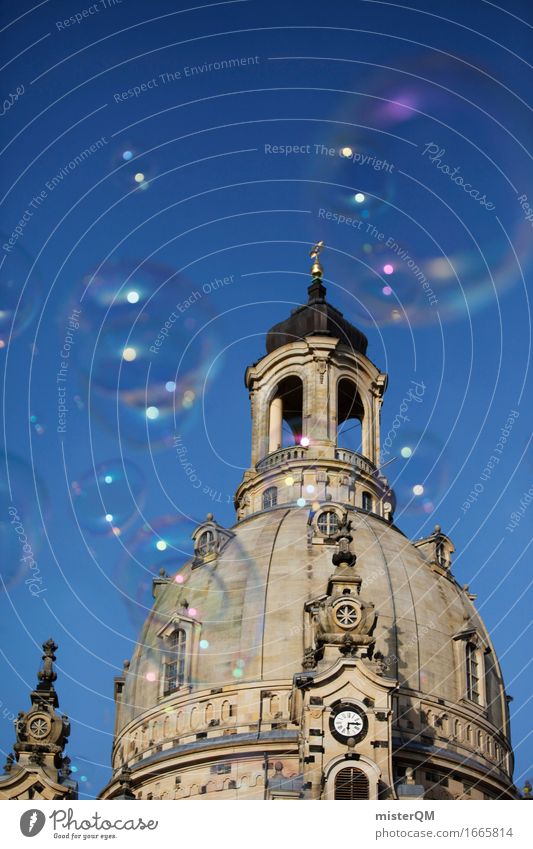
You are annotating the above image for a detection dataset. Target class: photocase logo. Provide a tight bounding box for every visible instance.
[20,809,46,837]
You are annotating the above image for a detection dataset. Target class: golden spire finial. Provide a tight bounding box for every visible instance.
[309,240,325,277]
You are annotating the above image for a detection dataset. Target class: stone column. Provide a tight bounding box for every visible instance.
[269,396,283,452]
[306,341,336,450]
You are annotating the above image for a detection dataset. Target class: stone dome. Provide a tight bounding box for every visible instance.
[108,505,514,801]
[119,508,503,727]
[103,263,515,802]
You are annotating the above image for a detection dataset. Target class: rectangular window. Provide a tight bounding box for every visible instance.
[362,492,373,512]
[164,629,186,695]
[466,643,480,703]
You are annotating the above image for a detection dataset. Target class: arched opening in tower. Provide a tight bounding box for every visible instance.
[268,375,303,451]
[337,378,364,453]
[334,766,370,800]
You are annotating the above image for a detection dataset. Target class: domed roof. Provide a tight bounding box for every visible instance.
[266,280,368,356]
[119,507,497,732]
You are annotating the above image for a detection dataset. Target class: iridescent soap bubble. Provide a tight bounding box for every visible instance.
[114,514,195,628]
[110,146,155,192]
[351,57,529,325]
[0,240,41,347]
[414,218,532,324]
[308,129,396,222]
[389,430,450,519]
[77,260,218,448]
[187,534,264,688]
[364,52,526,139]
[72,459,145,535]
[80,260,175,314]
[118,525,265,688]
[96,364,205,449]
[0,452,48,591]
[335,245,421,329]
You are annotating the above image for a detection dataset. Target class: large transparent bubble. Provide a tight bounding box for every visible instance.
[109,146,156,194]
[333,236,423,328]
[308,131,397,224]
[114,514,195,629]
[71,459,145,536]
[73,260,218,448]
[386,430,451,519]
[0,240,41,347]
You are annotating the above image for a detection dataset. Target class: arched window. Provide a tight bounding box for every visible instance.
[164,629,186,695]
[466,642,480,703]
[197,530,216,557]
[317,510,339,536]
[269,376,303,451]
[362,491,373,512]
[337,378,364,452]
[262,487,277,509]
[334,767,369,800]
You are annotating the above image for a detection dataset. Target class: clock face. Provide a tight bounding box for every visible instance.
[330,706,367,742]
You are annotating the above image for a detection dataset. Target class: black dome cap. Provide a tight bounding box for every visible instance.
[266,279,368,356]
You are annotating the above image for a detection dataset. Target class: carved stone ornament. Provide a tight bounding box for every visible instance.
[332,536,357,568]
[316,594,376,648]
[37,638,58,689]
[302,648,317,670]
[332,512,357,568]
[315,356,328,384]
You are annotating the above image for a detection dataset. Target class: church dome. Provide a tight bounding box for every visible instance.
[121,509,497,718]
[102,249,515,802]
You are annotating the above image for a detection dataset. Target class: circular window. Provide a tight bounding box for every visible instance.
[197,530,216,556]
[334,601,360,629]
[29,716,51,739]
[317,510,339,536]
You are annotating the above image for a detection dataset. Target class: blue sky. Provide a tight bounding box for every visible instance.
[0,0,531,797]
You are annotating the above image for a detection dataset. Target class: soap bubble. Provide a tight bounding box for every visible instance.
[389,430,450,518]
[110,148,155,192]
[75,260,218,448]
[0,241,42,346]
[335,242,422,328]
[114,514,195,628]
[309,130,397,222]
[72,459,145,535]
